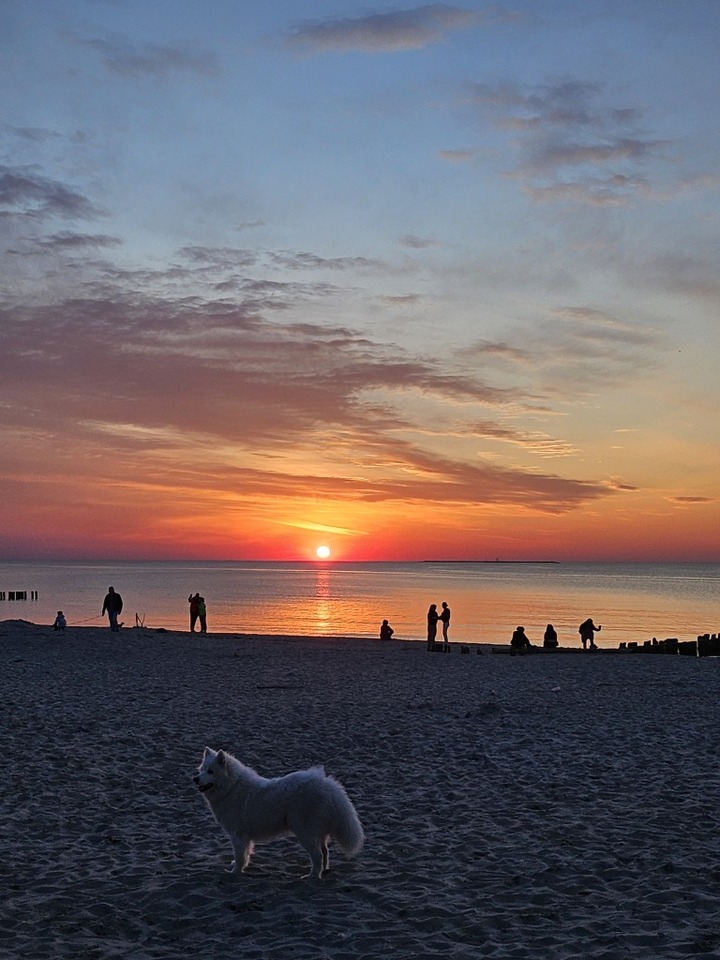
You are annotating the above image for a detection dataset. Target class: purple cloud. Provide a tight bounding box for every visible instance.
[30,232,122,250]
[0,289,609,515]
[0,165,102,221]
[465,79,667,205]
[78,35,221,80]
[286,4,478,54]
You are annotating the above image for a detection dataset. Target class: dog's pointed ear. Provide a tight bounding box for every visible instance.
[203,746,212,758]
[217,750,226,766]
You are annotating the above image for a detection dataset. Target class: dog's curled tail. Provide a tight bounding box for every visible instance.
[329,778,365,858]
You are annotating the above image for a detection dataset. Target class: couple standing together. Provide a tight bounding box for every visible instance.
[188,592,207,633]
[427,601,451,649]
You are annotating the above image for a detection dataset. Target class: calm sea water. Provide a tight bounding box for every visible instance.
[0,560,717,649]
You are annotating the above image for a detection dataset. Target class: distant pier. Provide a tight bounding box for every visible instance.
[0,590,39,601]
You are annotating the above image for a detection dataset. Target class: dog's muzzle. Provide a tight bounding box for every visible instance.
[193,776,213,793]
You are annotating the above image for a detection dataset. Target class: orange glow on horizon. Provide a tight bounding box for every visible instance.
[0,449,718,563]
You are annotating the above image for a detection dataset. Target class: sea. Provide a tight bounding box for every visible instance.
[0,560,717,649]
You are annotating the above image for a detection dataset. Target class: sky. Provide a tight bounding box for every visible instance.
[1,0,719,562]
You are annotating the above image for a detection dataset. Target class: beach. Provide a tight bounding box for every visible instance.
[3,619,720,959]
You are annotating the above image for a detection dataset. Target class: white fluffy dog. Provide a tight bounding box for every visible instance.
[194,747,364,878]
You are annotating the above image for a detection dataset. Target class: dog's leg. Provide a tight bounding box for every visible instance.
[296,834,325,879]
[227,836,253,874]
[321,837,330,873]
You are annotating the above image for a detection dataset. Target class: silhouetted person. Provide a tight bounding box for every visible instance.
[543,623,558,649]
[198,595,207,634]
[511,625,531,653]
[102,586,123,632]
[380,619,394,641]
[188,592,201,632]
[53,611,66,631]
[427,604,439,649]
[579,617,602,650]
[440,601,451,645]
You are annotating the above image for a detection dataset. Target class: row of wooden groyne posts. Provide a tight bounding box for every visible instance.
[427,635,720,657]
[0,590,39,601]
[619,635,720,657]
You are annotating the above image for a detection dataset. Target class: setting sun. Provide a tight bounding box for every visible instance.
[316,545,331,560]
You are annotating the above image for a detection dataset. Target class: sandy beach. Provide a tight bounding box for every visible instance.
[3,618,720,959]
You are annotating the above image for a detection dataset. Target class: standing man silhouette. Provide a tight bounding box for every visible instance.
[102,586,123,632]
[440,602,451,646]
[188,593,201,632]
[426,604,439,650]
[579,617,602,649]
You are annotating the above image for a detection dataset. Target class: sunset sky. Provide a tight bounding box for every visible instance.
[2,0,719,562]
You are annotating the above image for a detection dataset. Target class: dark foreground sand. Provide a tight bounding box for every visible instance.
[3,619,720,959]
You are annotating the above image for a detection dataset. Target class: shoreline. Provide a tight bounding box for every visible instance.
[1,618,711,657]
